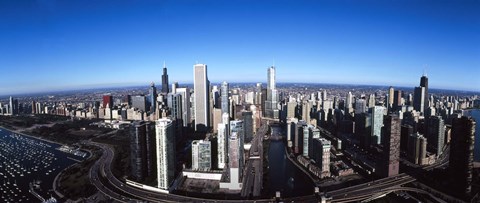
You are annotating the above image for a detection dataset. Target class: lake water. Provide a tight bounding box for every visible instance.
[464,109,480,161]
[267,126,315,198]
[0,128,84,202]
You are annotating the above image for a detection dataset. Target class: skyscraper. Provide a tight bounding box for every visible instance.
[155,118,176,190]
[265,66,279,119]
[393,90,402,111]
[345,91,353,112]
[217,123,227,169]
[162,62,169,93]
[355,99,367,114]
[420,75,429,109]
[102,95,113,108]
[371,106,385,145]
[450,116,475,199]
[175,87,191,127]
[230,120,244,173]
[380,114,401,177]
[413,86,425,113]
[427,116,445,156]
[130,121,147,181]
[167,93,183,121]
[191,140,212,170]
[131,95,147,112]
[312,138,331,178]
[149,82,157,114]
[302,100,311,124]
[193,64,210,132]
[242,111,253,143]
[407,132,427,165]
[388,86,394,110]
[221,81,229,115]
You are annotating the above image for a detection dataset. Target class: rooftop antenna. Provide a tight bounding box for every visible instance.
[273,57,275,67]
[423,64,428,77]
[163,60,166,68]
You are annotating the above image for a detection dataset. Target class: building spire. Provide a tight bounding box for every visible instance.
[163,60,166,68]
[423,64,428,77]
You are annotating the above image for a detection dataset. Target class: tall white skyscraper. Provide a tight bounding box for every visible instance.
[217,123,227,169]
[221,81,229,115]
[265,66,279,119]
[267,66,276,90]
[155,118,175,190]
[193,64,210,132]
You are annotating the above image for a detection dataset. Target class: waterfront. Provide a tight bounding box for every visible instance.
[267,126,315,198]
[0,128,86,202]
[465,109,480,161]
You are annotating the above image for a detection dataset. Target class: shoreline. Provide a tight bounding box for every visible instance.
[0,126,65,146]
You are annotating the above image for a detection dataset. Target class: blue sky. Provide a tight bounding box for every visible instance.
[0,0,479,95]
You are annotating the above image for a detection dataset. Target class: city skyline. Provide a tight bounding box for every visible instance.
[1,0,479,95]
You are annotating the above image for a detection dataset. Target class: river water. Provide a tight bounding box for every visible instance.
[0,128,85,202]
[267,126,314,198]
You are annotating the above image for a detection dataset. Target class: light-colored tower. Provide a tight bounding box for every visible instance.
[388,86,394,110]
[192,140,211,170]
[155,118,175,190]
[371,106,385,144]
[265,66,279,119]
[217,123,227,169]
[267,66,276,90]
[193,64,210,132]
[221,81,229,115]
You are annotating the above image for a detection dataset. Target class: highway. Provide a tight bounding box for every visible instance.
[86,120,448,203]
[87,140,282,202]
[325,173,416,202]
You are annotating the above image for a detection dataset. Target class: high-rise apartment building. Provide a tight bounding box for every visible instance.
[130,121,148,181]
[192,140,212,170]
[217,123,227,169]
[371,106,385,145]
[149,82,157,114]
[450,116,475,199]
[380,114,401,177]
[175,87,191,127]
[155,118,176,190]
[103,95,113,108]
[221,81,229,115]
[427,116,445,156]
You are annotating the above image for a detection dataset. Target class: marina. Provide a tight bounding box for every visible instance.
[0,128,87,202]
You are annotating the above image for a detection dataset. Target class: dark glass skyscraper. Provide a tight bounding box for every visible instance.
[450,116,475,199]
[242,111,253,143]
[427,116,445,156]
[380,114,401,177]
[130,121,148,181]
[162,63,169,94]
[149,82,157,114]
[420,75,429,109]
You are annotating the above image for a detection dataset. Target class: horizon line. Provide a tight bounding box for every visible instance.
[1,81,479,98]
